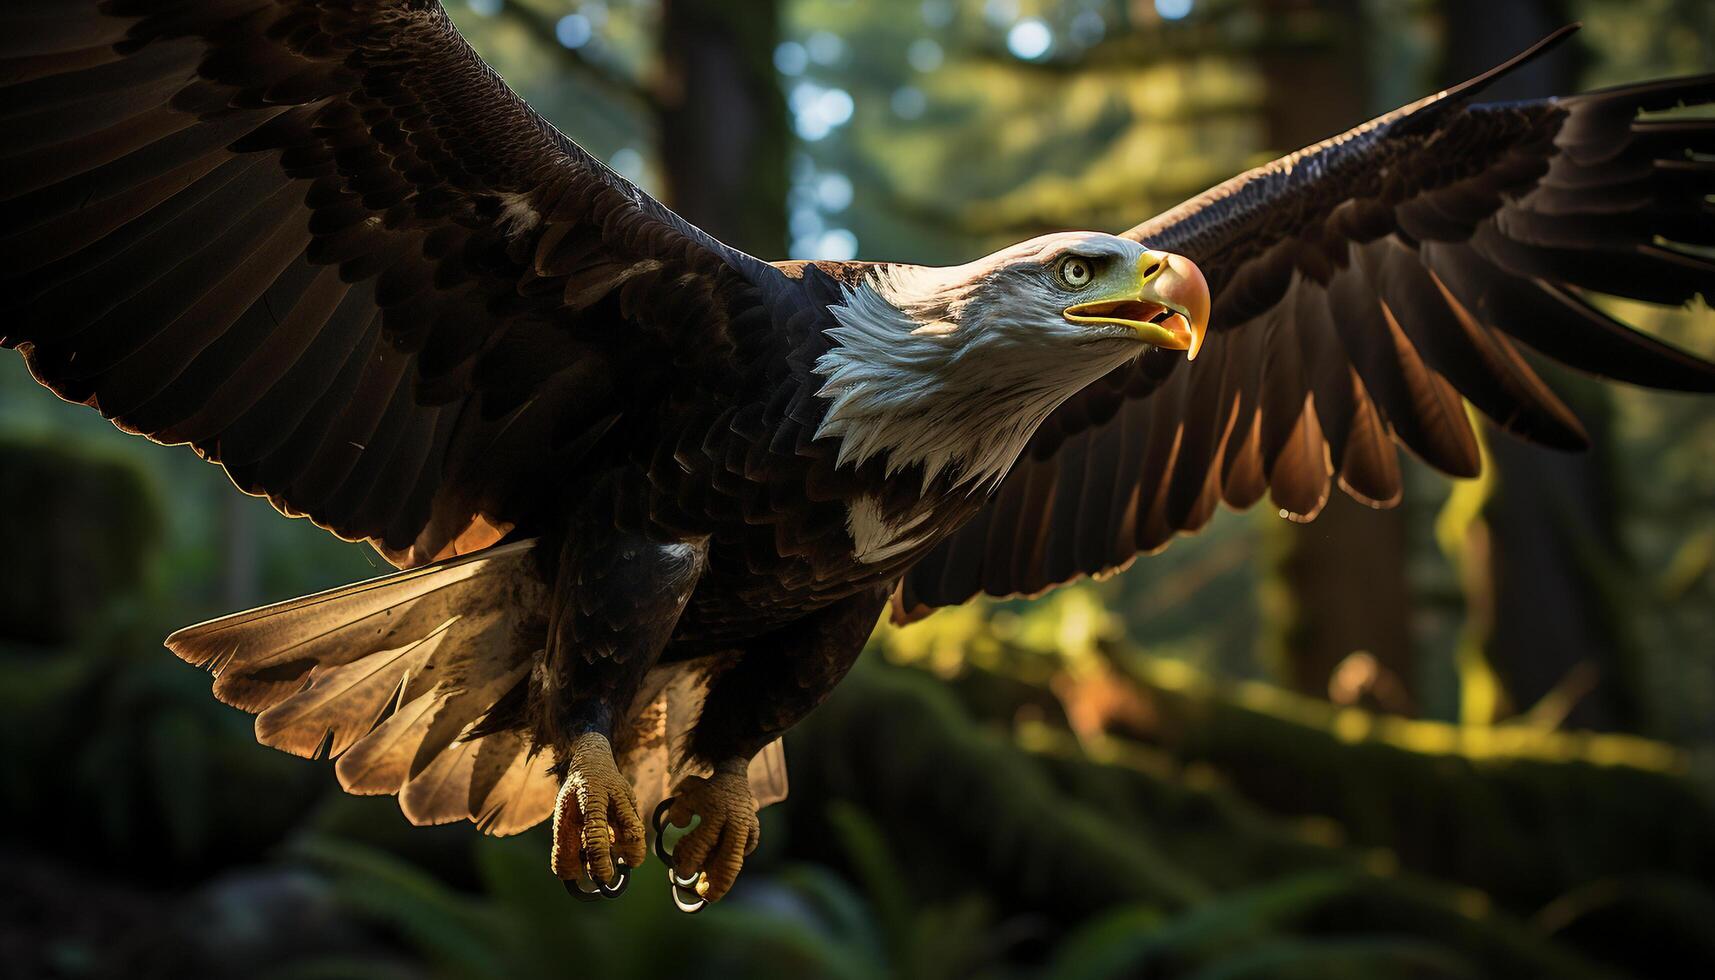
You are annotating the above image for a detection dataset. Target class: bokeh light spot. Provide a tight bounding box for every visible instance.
[815,172,854,212]
[920,0,954,28]
[806,30,846,66]
[983,0,1020,28]
[907,38,944,73]
[554,14,592,48]
[790,82,855,141]
[1006,19,1053,60]
[608,147,643,182]
[774,41,808,76]
[1070,10,1105,45]
[818,229,859,260]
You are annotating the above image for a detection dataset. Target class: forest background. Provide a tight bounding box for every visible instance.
[3,0,1714,977]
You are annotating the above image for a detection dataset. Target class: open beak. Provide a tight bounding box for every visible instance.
[1063,250,1210,360]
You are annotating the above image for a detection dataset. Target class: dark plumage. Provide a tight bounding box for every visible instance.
[4,6,1711,904]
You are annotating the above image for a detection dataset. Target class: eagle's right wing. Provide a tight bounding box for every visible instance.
[2,0,786,567]
[900,30,1715,615]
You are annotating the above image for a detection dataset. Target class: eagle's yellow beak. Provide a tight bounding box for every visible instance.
[1063,250,1210,360]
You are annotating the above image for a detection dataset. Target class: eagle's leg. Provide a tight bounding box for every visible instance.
[659,762,760,905]
[552,731,646,896]
[663,586,890,903]
[538,519,707,893]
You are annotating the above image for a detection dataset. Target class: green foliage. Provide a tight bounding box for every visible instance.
[1048,872,1432,980]
[290,832,894,980]
[793,662,1679,977]
[879,608,1715,910]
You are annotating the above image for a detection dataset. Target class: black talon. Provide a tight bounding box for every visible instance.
[653,797,677,834]
[563,856,629,902]
[564,877,604,902]
[652,797,678,866]
[598,860,630,899]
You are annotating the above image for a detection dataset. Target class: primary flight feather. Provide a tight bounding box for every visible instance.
[3,4,1712,907]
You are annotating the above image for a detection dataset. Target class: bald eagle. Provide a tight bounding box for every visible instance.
[4,4,1712,909]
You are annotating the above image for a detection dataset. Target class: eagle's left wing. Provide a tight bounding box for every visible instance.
[1,0,786,569]
[899,33,1715,615]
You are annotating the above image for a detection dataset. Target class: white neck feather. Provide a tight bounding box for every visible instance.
[812,262,1136,493]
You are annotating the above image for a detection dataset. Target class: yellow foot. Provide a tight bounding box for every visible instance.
[659,760,760,906]
[551,732,646,893]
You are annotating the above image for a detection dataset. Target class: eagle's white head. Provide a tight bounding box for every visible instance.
[814,231,1210,492]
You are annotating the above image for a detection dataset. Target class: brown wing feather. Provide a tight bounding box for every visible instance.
[1,0,785,567]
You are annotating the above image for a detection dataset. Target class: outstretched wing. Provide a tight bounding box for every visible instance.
[1,0,784,567]
[900,32,1715,614]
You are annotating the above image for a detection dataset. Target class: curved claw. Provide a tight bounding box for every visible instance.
[598,860,630,899]
[653,797,677,834]
[562,857,630,901]
[653,795,709,911]
[652,797,679,866]
[565,877,604,902]
[671,880,707,914]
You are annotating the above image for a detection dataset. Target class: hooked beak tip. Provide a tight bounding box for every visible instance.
[1149,251,1209,361]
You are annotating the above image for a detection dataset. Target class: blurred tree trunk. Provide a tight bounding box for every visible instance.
[1436,0,1640,731]
[656,0,787,256]
[1265,496,1415,710]
[488,0,787,254]
[1256,2,1417,711]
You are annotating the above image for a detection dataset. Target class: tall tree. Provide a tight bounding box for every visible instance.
[454,0,788,254]
[1436,0,1641,731]
[1255,1,1417,710]
[658,0,788,254]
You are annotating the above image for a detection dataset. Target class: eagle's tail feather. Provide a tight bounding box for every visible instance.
[164,538,790,834]
[165,539,561,836]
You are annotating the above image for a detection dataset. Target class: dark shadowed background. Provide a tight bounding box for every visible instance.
[3,1,1714,977]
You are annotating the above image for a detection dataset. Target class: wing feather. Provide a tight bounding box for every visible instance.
[2,0,786,567]
[1336,374,1403,508]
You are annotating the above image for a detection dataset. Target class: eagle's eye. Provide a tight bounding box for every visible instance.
[1057,256,1095,289]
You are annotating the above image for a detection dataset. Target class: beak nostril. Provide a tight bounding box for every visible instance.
[1140,261,1163,280]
